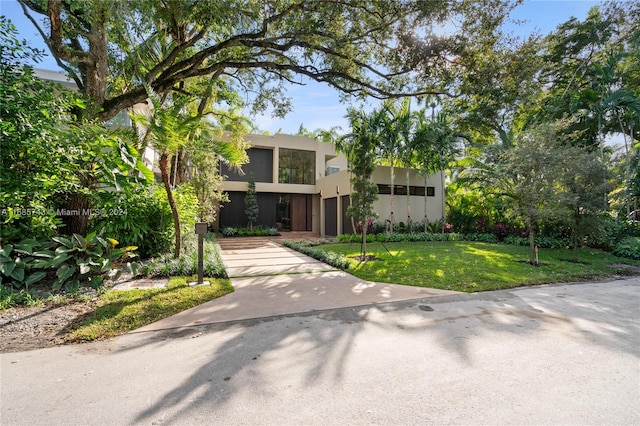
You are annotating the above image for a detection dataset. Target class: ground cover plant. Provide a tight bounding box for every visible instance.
[315,241,640,292]
[139,235,226,278]
[68,277,233,342]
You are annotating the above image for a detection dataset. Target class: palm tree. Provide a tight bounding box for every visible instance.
[337,108,379,259]
[393,99,416,229]
[131,93,246,257]
[413,112,460,232]
[376,100,401,232]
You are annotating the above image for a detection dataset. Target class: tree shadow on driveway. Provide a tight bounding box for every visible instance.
[105,277,639,424]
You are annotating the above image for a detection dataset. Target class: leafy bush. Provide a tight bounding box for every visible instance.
[612,237,640,260]
[92,187,173,259]
[336,232,462,244]
[140,236,226,278]
[0,233,138,292]
[172,184,201,254]
[464,233,499,243]
[502,235,570,249]
[283,240,351,269]
[220,226,280,237]
[222,227,237,237]
[587,218,640,251]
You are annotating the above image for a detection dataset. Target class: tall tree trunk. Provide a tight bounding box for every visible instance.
[59,192,91,235]
[361,221,367,260]
[572,209,580,262]
[528,224,536,265]
[159,153,181,258]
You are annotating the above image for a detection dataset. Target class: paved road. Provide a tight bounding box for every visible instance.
[2,277,639,425]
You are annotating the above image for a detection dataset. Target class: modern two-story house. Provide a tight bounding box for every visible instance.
[218,134,445,237]
[36,70,444,235]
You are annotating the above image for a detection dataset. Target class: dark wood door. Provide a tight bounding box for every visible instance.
[290,194,307,231]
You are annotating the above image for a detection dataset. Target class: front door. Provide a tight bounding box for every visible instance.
[290,194,312,231]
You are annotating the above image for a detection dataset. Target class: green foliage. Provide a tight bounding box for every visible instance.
[612,237,640,260]
[220,226,279,237]
[464,233,499,243]
[0,286,43,310]
[488,123,571,263]
[0,17,151,240]
[222,227,238,237]
[91,187,173,259]
[171,184,201,253]
[0,234,138,292]
[191,153,228,224]
[140,236,226,278]
[503,235,571,249]
[338,107,380,258]
[244,172,259,230]
[336,232,463,244]
[587,218,640,250]
[282,241,351,270]
[18,1,514,121]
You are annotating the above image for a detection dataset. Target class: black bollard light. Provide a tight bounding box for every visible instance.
[194,222,208,284]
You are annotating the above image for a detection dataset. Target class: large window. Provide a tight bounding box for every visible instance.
[377,184,434,196]
[278,148,315,184]
[221,148,273,182]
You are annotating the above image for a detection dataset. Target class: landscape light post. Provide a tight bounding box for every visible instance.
[194,222,208,284]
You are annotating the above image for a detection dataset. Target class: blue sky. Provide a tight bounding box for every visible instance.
[1,0,601,134]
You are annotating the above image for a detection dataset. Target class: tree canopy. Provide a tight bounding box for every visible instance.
[19,0,515,121]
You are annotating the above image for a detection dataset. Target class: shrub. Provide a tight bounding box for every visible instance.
[337,232,463,244]
[282,240,351,269]
[502,235,570,249]
[587,218,640,251]
[464,233,499,243]
[612,237,640,260]
[222,227,237,237]
[91,187,173,259]
[0,233,138,292]
[140,236,226,278]
[220,226,280,237]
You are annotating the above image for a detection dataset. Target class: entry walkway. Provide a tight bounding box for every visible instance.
[135,237,459,332]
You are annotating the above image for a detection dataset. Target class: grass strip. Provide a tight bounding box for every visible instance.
[69,276,233,341]
[317,241,640,292]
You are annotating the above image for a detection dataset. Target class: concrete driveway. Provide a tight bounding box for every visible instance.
[136,237,458,332]
[2,277,638,425]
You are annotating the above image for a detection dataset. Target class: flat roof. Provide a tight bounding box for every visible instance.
[33,68,77,89]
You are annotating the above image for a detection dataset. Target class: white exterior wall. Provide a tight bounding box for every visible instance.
[370,166,444,227]
[315,166,444,236]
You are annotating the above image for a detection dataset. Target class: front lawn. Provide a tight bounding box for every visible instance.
[317,241,640,292]
[68,276,233,341]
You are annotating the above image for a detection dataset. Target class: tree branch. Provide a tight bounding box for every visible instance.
[46,0,93,65]
[18,0,84,90]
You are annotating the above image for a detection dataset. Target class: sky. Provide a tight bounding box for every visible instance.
[1,0,602,135]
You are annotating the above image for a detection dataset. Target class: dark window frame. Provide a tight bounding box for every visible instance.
[278,148,316,185]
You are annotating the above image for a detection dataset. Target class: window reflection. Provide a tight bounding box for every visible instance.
[278,148,315,184]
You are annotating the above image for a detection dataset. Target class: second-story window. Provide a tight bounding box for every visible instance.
[278,148,315,184]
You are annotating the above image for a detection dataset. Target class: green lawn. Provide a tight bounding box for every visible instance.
[69,276,233,341]
[318,241,640,292]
